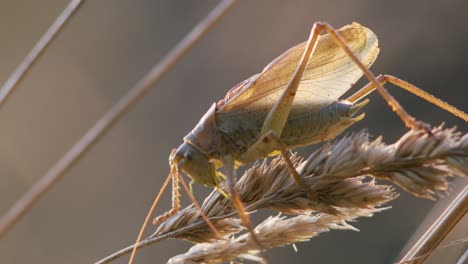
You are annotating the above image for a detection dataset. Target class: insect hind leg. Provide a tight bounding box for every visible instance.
[347,74,468,121]
[243,130,308,190]
[316,22,431,131]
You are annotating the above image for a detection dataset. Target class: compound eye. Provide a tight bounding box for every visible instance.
[184,152,192,161]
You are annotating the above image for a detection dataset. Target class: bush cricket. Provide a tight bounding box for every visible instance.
[130,22,468,262]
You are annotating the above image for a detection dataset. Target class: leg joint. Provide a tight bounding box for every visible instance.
[312,21,327,33]
[378,74,390,83]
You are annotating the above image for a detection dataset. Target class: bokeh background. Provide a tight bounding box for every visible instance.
[0,0,467,263]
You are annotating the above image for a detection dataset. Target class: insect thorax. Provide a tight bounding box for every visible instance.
[183,103,223,158]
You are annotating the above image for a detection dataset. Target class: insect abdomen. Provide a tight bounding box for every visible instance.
[281,100,367,147]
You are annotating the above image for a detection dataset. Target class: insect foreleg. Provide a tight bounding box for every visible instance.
[130,165,222,264]
[152,168,181,225]
[222,154,265,255]
[347,74,468,121]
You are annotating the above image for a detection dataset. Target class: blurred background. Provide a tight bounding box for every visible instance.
[0,0,466,263]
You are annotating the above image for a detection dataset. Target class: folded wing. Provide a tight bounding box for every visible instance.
[217,23,379,116]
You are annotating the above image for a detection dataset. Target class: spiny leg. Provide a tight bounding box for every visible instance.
[151,166,222,236]
[129,164,223,264]
[316,22,429,131]
[260,22,323,136]
[152,166,181,225]
[222,154,265,256]
[347,74,468,121]
[242,22,326,191]
[245,21,436,200]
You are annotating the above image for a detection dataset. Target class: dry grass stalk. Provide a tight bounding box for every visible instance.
[98,125,467,263]
[168,208,381,264]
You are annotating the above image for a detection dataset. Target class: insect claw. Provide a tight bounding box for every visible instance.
[416,121,433,136]
[153,207,179,226]
[406,117,433,136]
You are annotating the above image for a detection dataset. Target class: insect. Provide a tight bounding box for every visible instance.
[130,22,468,262]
